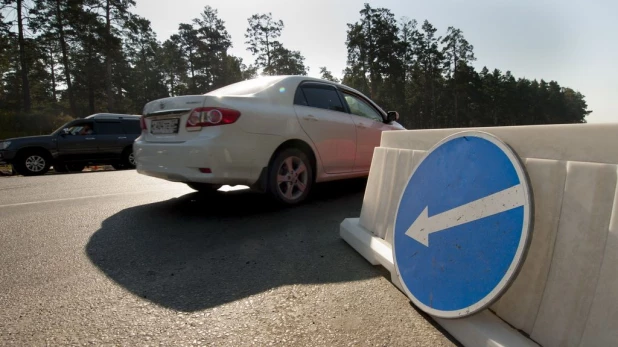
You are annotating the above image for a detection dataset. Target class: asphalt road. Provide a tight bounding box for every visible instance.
[0,170,458,346]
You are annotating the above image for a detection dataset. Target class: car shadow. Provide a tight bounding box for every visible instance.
[85,178,387,312]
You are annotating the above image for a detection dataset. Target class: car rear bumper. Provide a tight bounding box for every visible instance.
[133,133,275,186]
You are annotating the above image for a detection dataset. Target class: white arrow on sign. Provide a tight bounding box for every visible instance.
[405,184,525,247]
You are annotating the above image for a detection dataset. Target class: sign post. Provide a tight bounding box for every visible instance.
[393,131,534,319]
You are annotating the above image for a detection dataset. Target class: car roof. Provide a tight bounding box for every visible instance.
[211,75,367,97]
[205,75,387,116]
[274,75,387,115]
[85,113,141,120]
[259,75,365,94]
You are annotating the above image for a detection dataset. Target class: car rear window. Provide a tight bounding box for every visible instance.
[207,76,286,96]
[300,86,345,112]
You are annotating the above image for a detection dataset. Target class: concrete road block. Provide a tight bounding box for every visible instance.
[490,158,566,334]
[341,123,618,347]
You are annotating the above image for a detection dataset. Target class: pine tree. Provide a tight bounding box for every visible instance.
[319,67,339,82]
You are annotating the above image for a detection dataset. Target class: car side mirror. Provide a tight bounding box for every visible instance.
[60,128,69,136]
[387,111,399,123]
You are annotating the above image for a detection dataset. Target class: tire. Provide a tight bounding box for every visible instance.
[66,164,85,172]
[122,148,136,169]
[186,183,221,194]
[14,149,51,176]
[267,147,314,205]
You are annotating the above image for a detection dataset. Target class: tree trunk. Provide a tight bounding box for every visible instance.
[88,74,95,115]
[430,57,436,127]
[17,0,31,113]
[55,0,77,117]
[49,51,57,102]
[265,33,270,72]
[452,47,458,126]
[141,48,147,105]
[189,49,195,92]
[169,74,175,96]
[366,16,377,99]
[87,41,95,114]
[105,0,113,112]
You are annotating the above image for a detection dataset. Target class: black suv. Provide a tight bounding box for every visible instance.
[0,113,142,176]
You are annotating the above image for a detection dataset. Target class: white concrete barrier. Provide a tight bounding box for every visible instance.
[341,123,618,347]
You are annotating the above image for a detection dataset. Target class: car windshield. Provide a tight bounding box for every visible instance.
[51,121,73,135]
[206,76,286,96]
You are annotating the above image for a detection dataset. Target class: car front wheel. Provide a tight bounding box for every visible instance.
[268,148,313,205]
[14,150,51,176]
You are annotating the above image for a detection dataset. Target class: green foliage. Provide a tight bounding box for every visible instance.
[0,2,591,139]
[265,43,307,76]
[343,3,590,129]
[0,3,255,138]
[160,35,188,97]
[320,67,339,83]
[123,15,168,111]
[244,13,307,76]
[244,12,283,71]
[0,108,74,139]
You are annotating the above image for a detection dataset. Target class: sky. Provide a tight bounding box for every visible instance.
[134,0,618,124]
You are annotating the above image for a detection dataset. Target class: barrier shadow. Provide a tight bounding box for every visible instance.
[86,178,384,312]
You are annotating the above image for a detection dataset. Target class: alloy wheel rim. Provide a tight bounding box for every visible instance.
[276,156,308,201]
[128,152,136,166]
[25,155,46,172]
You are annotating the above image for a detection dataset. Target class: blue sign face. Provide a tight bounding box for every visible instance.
[393,131,533,318]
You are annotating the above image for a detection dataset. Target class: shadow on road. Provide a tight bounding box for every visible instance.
[86,178,385,312]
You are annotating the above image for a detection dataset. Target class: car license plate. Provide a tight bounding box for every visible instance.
[150,118,180,134]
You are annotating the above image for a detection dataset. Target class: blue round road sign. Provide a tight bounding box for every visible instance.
[393,131,533,319]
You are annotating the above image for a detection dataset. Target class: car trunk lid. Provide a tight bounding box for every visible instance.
[141,95,207,143]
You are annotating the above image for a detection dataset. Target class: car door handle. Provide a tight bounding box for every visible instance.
[118,137,127,139]
[357,124,367,129]
[85,137,95,140]
[303,115,318,122]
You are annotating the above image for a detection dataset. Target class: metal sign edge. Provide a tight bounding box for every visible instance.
[391,130,535,319]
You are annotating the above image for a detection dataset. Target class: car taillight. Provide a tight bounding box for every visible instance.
[185,107,241,131]
[140,115,147,130]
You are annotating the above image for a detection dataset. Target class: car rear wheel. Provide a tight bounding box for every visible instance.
[127,151,136,167]
[14,150,51,176]
[119,148,136,169]
[268,148,313,205]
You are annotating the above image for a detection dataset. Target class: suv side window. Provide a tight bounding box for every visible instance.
[298,84,345,112]
[342,93,384,122]
[122,119,141,134]
[96,121,123,135]
[66,121,95,136]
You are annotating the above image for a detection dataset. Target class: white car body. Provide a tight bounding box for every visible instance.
[134,75,404,198]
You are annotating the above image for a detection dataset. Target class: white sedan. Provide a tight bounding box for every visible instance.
[134,75,405,205]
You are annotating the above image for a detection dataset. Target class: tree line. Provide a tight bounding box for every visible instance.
[338,4,590,129]
[0,1,590,138]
